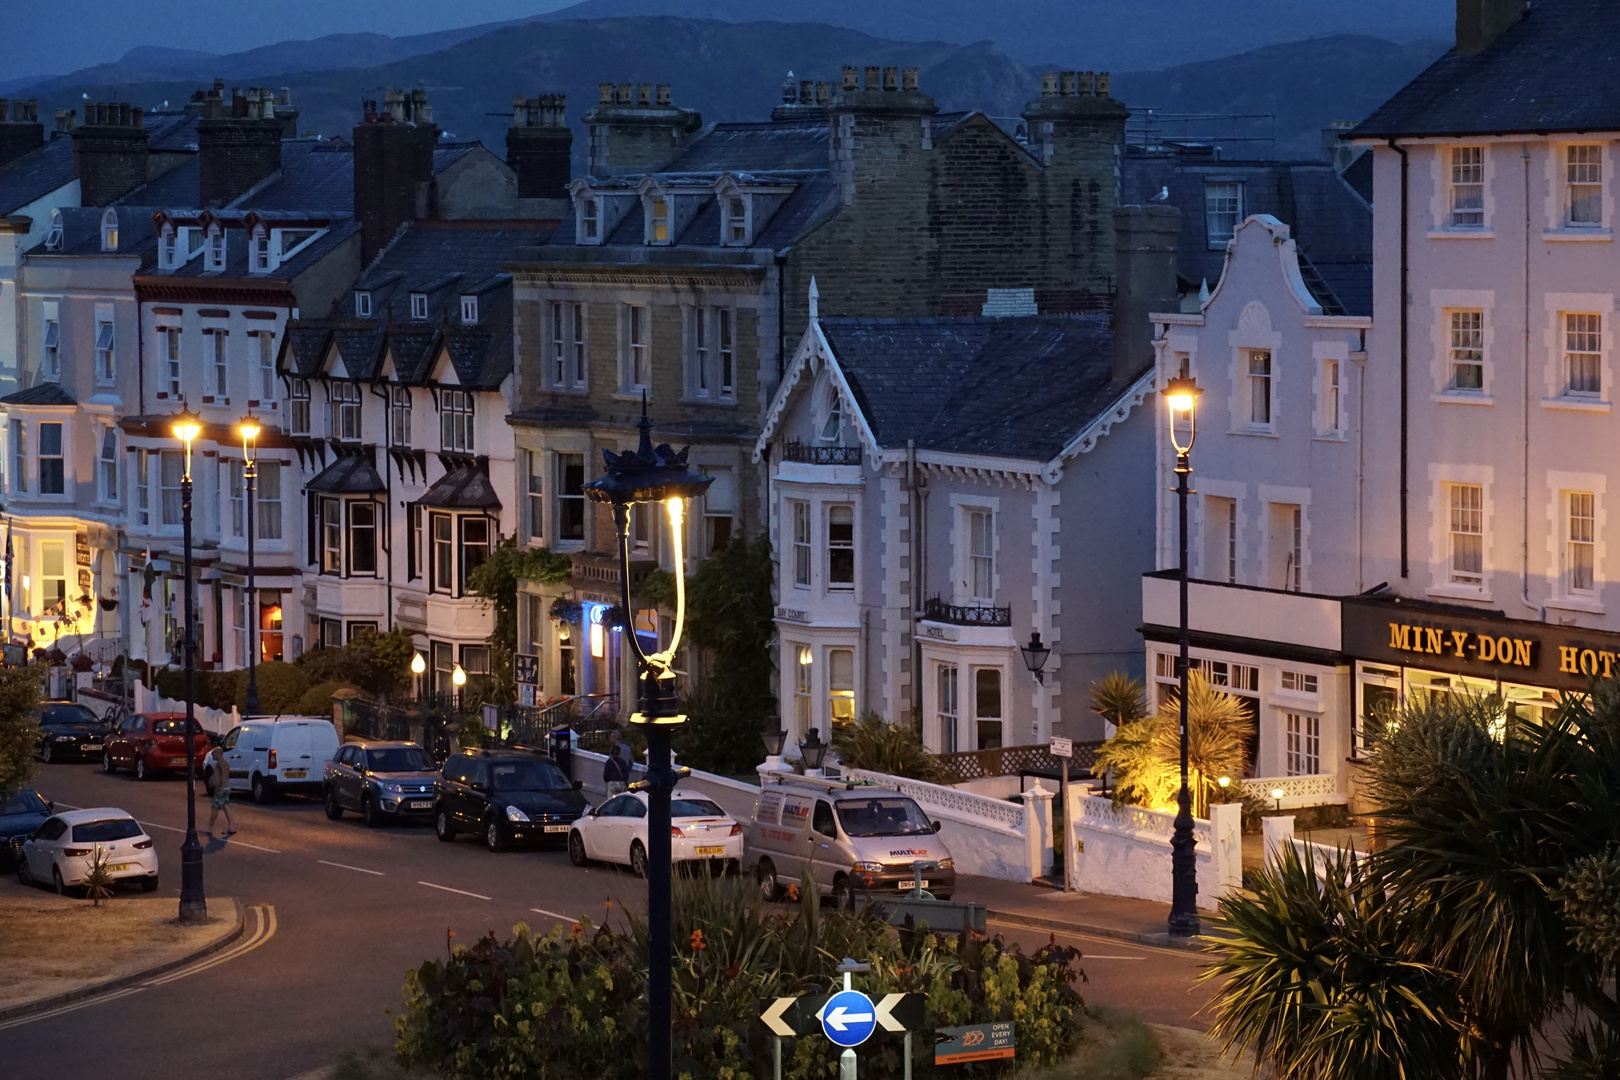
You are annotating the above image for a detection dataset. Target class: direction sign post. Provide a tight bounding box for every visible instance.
[874,992,926,1080]
[1049,736,1074,892]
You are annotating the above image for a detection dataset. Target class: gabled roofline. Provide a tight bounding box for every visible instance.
[1041,367,1155,483]
[753,314,880,464]
[1199,214,1322,318]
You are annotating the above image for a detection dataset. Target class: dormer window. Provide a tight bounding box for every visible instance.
[250,227,270,273]
[648,197,670,244]
[355,291,372,318]
[460,295,478,324]
[101,210,118,252]
[581,197,600,242]
[205,227,226,272]
[276,228,319,258]
[44,212,63,252]
[410,293,428,320]
[160,225,177,268]
[725,196,749,245]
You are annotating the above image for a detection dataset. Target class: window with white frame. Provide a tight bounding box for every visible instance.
[206,227,226,272]
[792,644,813,737]
[1285,712,1321,775]
[430,513,454,592]
[389,386,410,446]
[820,383,842,442]
[937,663,959,753]
[460,517,490,592]
[1281,670,1319,694]
[321,497,342,572]
[95,319,115,383]
[460,295,478,324]
[1267,502,1301,591]
[1246,349,1272,426]
[289,378,310,435]
[258,462,282,540]
[441,389,474,452]
[255,331,275,400]
[1448,483,1485,585]
[409,293,428,320]
[163,327,181,397]
[1205,181,1243,247]
[134,449,147,524]
[648,197,670,244]
[630,500,653,557]
[160,451,183,526]
[558,453,585,542]
[99,428,117,503]
[1564,312,1602,396]
[580,197,599,242]
[44,212,63,251]
[9,420,23,495]
[1568,491,1596,595]
[101,209,118,252]
[355,291,371,318]
[718,309,734,399]
[330,382,361,441]
[1448,146,1485,228]
[160,225,176,267]
[206,329,228,397]
[40,307,59,380]
[549,301,567,386]
[827,647,855,728]
[229,461,245,538]
[691,305,709,396]
[725,196,749,245]
[1204,495,1237,584]
[790,500,811,587]
[525,449,544,543]
[1448,309,1485,391]
[1566,144,1603,227]
[827,505,855,590]
[571,302,587,387]
[703,467,734,555]
[37,422,63,495]
[40,541,65,615]
[1319,357,1342,434]
[250,227,270,272]
[967,508,994,601]
[623,304,649,392]
[349,502,378,575]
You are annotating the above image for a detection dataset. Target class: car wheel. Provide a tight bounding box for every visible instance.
[52,865,69,896]
[362,795,383,828]
[630,841,649,879]
[135,758,149,782]
[102,751,115,774]
[484,817,508,853]
[567,830,590,867]
[41,742,53,764]
[140,875,159,893]
[831,875,855,912]
[435,808,456,842]
[16,856,33,888]
[251,774,274,804]
[323,786,343,821]
[756,858,780,902]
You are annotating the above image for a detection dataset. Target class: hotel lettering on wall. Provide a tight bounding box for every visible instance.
[1341,599,1620,692]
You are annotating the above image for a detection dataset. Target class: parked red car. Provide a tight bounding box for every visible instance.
[102,713,210,781]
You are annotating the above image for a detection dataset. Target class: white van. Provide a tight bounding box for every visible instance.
[211,718,341,803]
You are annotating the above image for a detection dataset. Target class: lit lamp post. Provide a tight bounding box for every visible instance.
[172,408,207,924]
[238,417,261,715]
[583,404,711,1080]
[411,651,426,699]
[761,727,789,775]
[1164,376,1202,938]
[451,662,466,709]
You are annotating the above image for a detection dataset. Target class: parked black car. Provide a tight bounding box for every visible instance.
[1,788,52,867]
[324,740,438,826]
[433,749,587,852]
[35,702,110,763]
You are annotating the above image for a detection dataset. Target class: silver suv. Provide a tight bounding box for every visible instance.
[323,740,437,826]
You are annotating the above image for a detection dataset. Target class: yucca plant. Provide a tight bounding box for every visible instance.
[830,712,945,783]
[1092,671,1251,815]
[1089,671,1147,730]
[82,847,115,907]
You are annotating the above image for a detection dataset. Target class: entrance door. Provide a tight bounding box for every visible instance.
[1356,663,1402,757]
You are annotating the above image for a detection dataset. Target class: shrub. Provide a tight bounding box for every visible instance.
[831,712,945,783]
[295,646,368,689]
[0,663,44,794]
[239,661,309,715]
[296,681,352,718]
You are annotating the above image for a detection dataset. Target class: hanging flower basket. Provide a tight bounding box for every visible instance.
[549,598,582,624]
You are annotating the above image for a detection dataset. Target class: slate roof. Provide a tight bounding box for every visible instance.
[416,464,502,510]
[1,382,77,406]
[817,315,1143,461]
[589,169,834,248]
[117,157,200,208]
[0,136,74,216]
[662,121,828,172]
[151,216,358,282]
[307,455,386,494]
[236,141,355,213]
[1353,0,1620,139]
[27,205,160,258]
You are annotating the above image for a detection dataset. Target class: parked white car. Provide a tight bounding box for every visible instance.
[567,789,742,876]
[211,718,341,803]
[16,808,158,895]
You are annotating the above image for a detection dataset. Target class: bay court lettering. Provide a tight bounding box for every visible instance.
[1386,623,1534,669]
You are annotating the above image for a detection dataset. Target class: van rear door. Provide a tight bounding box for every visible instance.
[277,723,317,780]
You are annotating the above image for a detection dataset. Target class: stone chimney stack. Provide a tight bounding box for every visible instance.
[1112,204,1182,384]
[506,93,572,200]
[197,84,287,207]
[828,64,937,205]
[771,74,833,122]
[1021,70,1128,170]
[1456,0,1526,54]
[583,81,702,178]
[71,102,149,207]
[353,88,440,264]
[0,99,43,171]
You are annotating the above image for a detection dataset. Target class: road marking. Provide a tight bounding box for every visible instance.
[318,859,384,876]
[530,907,580,923]
[131,819,282,854]
[1072,954,1147,961]
[418,881,491,900]
[0,904,277,1030]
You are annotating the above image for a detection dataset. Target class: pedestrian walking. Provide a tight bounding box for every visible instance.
[206,744,235,837]
[604,734,631,796]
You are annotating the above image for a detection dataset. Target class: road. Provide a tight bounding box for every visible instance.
[0,762,1215,1079]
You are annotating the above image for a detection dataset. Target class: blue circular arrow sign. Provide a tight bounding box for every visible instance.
[820,989,877,1048]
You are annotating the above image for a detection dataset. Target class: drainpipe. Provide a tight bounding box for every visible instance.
[1520,143,1544,622]
[1355,327,1367,592]
[1390,139,1410,578]
[907,440,923,720]
[775,252,788,381]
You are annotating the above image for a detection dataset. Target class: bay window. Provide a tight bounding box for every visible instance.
[37,422,63,495]
[349,502,377,575]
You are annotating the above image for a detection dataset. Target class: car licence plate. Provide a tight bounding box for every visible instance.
[84,743,103,751]
[109,863,130,872]
[901,880,929,890]
[283,769,307,779]
[409,800,432,810]
[695,845,725,856]
[170,757,186,766]
[543,825,570,834]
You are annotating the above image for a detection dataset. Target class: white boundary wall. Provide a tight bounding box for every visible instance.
[1065,784,1242,912]
[844,768,1052,883]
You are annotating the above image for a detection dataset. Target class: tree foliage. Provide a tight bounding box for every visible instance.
[1093,671,1252,815]
[466,539,574,705]
[0,663,44,794]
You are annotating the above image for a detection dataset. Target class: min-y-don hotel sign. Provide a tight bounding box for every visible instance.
[1341,599,1620,691]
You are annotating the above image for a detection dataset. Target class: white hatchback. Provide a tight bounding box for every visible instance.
[567,789,742,876]
[17,808,159,895]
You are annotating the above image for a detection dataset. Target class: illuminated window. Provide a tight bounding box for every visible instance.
[1448,146,1484,228]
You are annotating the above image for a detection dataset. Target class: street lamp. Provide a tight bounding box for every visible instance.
[1164,376,1202,938]
[799,728,829,774]
[1019,631,1052,684]
[238,417,261,715]
[171,408,207,924]
[411,651,426,699]
[583,401,711,1080]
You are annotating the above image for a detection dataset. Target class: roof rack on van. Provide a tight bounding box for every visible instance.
[764,772,875,792]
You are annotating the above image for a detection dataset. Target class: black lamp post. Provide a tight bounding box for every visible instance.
[172,408,207,924]
[761,728,787,757]
[1164,376,1202,938]
[1020,631,1051,684]
[799,728,829,774]
[238,417,261,715]
[583,401,711,1080]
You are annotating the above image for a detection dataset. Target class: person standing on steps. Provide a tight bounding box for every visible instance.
[604,733,631,796]
[206,743,235,837]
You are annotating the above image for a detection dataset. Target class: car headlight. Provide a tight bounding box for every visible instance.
[937,858,954,870]
[853,861,884,874]
[377,781,404,794]
[505,806,530,823]
[55,735,74,742]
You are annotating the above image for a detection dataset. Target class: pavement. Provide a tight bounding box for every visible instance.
[0,761,1224,1078]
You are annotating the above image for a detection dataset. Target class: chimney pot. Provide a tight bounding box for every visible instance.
[617,83,633,105]
[902,68,918,92]
[1059,72,1077,97]
[782,74,797,105]
[655,84,671,107]
[882,66,899,91]
[599,82,615,105]
[799,80,815,105]
[1097,72,1111,97]
[1041,72,1059,97]
[864,66,881,91]
[816,82,831,105]
[636,83,651,106]
[842,66,859,92]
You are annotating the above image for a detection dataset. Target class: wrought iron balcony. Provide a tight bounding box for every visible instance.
[781,440,862,466]
[921,596,1012,627]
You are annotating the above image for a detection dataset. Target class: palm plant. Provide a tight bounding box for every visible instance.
[1089,671,1147,730]
[1092,671,1252,815]
[82,848,115,907]
[830,712,945,783]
